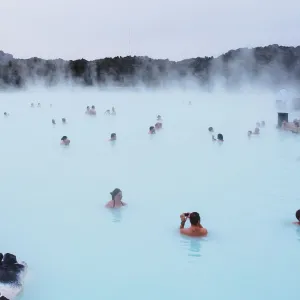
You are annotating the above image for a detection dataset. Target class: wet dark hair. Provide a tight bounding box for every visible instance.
[149,126,155,131]
[3,253,17,266]
[189,212,200,225]
[208,127,213,132]
[61,136,67,141]
[4,112,7,116]
[87,106,90,109]
[110,188,121,200]
[111,133,116,138]
[62,118,66,122]
[217,133,223,141]
[91,105,95,109]
[296,209,300,221]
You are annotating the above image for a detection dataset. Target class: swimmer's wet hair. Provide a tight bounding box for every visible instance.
[217,133,223,141]
[111,133,116,138]
[189,212,200,225]
[61,136,67,140]
[149,126,154,130]
[208,127,213,132]
[296,209,300,221]
[111,188,121,199]
[3,253,17,266]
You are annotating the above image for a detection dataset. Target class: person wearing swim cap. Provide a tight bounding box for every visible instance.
[179,212,207,237]
[293,209,300,225]
[105,188,127,208]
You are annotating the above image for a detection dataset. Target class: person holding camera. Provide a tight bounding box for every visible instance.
[179,212,208,237]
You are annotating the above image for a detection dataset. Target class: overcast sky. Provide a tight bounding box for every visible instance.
[1,0,299,61]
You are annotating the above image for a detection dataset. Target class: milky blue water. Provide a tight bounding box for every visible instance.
[0,88,300,300]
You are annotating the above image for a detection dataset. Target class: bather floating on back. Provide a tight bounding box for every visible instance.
[0,253,27,300]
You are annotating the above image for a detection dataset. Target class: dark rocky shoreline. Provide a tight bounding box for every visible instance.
[1,44,300,90]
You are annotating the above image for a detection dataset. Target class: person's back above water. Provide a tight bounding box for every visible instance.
[179,212,207,237]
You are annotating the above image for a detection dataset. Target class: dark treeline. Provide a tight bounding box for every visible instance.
[1,44,300,90]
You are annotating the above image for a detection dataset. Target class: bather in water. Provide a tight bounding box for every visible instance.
[52,119,56,125]
[0,253,27,300]
[85,106,90,114]
[149,126,156,134]
[212,133,223,142]
[60,136,70,146]
[62,118,66,124]
[111,107,116,115]
[105,188,126,208]
[109,133,117,141]
[253,127,260,135]
[293,209,300,225]
[90,105,96,115]
[179,212,208,237]
[104,109,110,115]
[155,122,162,130]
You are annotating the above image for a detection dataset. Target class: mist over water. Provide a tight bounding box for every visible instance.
[1,88,300,300]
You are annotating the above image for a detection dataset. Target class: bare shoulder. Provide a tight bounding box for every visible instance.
[200,228,208,236]
[105,201,113,208]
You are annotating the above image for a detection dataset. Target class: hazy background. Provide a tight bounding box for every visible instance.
[1,0,300,60]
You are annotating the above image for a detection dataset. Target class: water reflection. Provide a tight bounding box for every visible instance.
[180,235,202,258]
[110,208,123,223]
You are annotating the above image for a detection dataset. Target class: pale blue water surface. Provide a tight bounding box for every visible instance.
[0,88,300,300]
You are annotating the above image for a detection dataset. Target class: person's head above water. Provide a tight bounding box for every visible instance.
[111,188,122,201]
[254,127,260,134]
[110,133,116,140]
[91,105,95,109]
[296,209,300,221]
[248,130,252,136]
[189,212,201,226]
[149,126,155,134]
[62,118,66,123]
[217,133,223,141]
[61,136,68,141]
[2,253,17,266]
[86,106,90,110]
[208,127,214,132]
